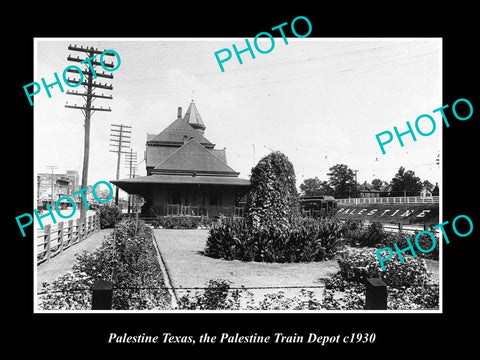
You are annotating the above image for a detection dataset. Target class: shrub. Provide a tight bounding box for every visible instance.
[323,247,439,310]
[245,151,300,234]
[97,203,122,228]
[336,247,431,288]
[177,279,245,310]
[177,280,323,310]
[39,218,171,310]
[380,230,439,261]
[343,222,440,261]
[387,284,440,310]
[153,216,201,229]
[177,274,439,310]
[344,221,386,247]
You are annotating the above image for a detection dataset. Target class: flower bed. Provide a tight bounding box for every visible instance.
[204,217,344,263]
[323,247,439,310]
[39,219,171,310]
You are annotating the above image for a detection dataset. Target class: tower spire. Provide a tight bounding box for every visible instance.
[183,100,206,134]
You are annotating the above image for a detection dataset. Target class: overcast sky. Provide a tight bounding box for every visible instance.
[34,38,441,196]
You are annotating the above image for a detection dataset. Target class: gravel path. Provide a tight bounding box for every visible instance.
[153,229,340,305]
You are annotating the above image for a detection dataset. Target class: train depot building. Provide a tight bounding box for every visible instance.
[111,101,250,218]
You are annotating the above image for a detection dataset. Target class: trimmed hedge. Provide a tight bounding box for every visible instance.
[153,216,206,229]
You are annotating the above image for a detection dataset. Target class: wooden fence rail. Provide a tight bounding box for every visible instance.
[37,214,101,265]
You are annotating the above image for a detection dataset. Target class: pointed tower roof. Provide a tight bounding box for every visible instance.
[148,117,214,148]
[183,100,206,133]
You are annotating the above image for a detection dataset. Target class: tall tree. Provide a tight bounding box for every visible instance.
[327,164,358,199]
[390,166,423,196]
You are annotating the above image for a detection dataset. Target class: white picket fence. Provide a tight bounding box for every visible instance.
[337,196,439,205]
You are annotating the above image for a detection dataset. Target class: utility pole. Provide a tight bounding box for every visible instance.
[65,44,117,220]
[109,124,131,206]
[46,165,58,209]
[125,149,137,214]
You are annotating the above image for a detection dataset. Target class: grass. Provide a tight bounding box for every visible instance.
[153,229,340,303]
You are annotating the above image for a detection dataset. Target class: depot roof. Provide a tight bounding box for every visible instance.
[111,174,251,193]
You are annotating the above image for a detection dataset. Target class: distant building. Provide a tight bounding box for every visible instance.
[357,181,380,198]
[112,101,251,218]
[37,170,80,209]
[420,182,439,197]
[379,184,392,197]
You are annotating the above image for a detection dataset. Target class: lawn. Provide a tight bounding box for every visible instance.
[153,228,440,308]
[153,229,340,303]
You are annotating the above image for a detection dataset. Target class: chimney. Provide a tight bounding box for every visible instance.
[177,107,182,119]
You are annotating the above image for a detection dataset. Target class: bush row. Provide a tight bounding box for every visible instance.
[39,219,171,310]
[177,269,439,311]
[152,216,205,229]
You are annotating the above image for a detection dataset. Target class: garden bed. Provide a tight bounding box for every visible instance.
[38,219,171,310]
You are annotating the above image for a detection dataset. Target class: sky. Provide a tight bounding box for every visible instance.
[33,38,442,198]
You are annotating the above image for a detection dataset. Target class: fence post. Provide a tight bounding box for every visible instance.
[67,220,73,246]
[91,280,113,310]
[44,224,51,262]
[77,218,84,242]
[58,222,64,254]
[365,278,387,310]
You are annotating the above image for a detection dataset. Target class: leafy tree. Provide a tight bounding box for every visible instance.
[300,177,334,196]
[390,167,423,196]
[300,177,321,196]
[246,151,300,234]
[327,164,358,198]
[422,180,434,190]
[371,178,383,189]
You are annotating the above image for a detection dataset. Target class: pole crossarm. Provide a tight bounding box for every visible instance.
[68,45,116,56]
[67,56,115,69]
[65,90,113,100]
[68,80,113,90]
[65,104,111,112]
[65,68,114,79]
